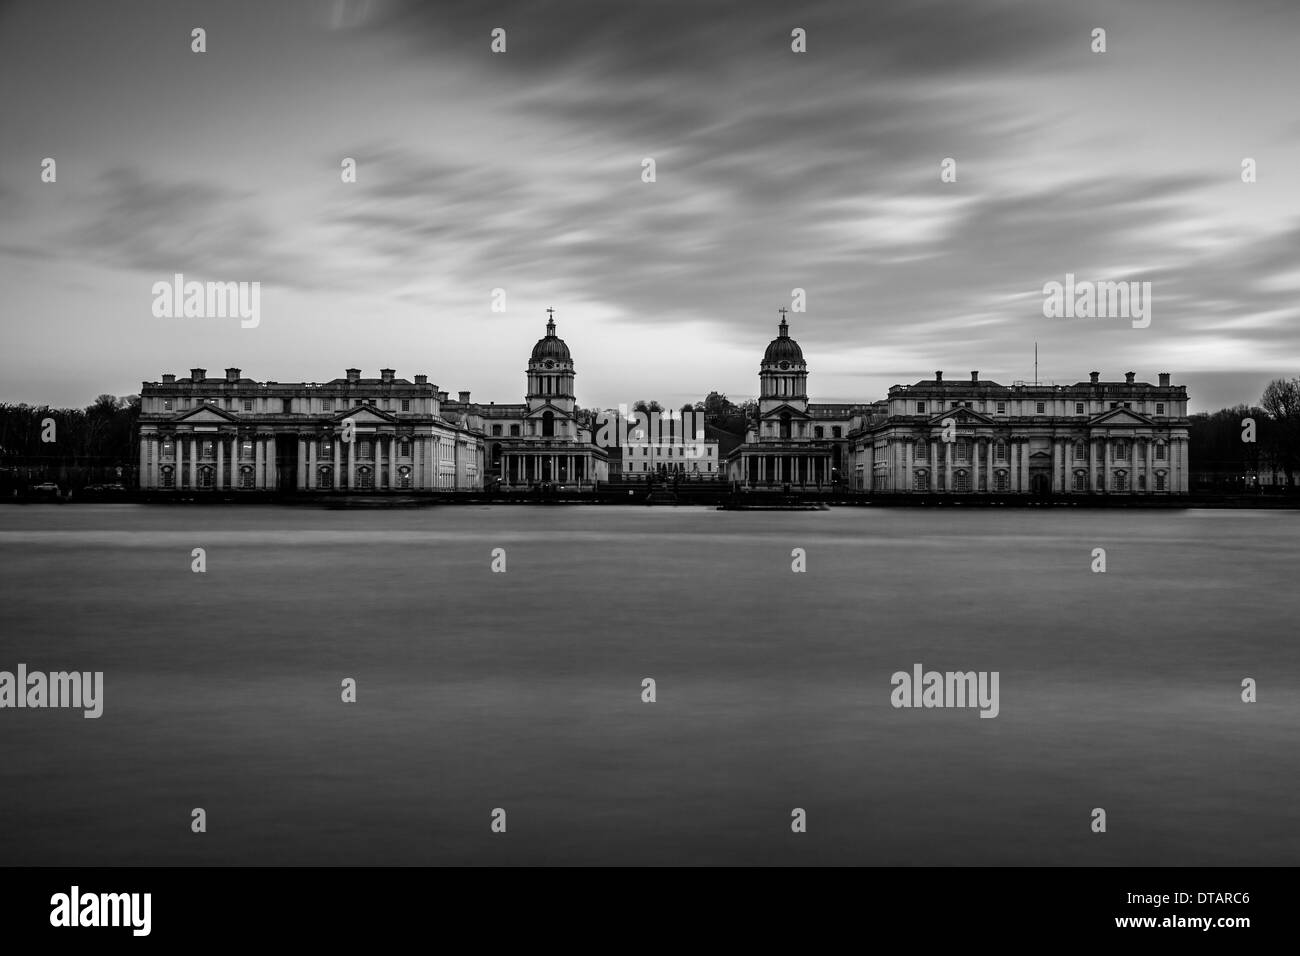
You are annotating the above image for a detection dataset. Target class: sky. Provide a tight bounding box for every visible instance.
[2,0,1298,413]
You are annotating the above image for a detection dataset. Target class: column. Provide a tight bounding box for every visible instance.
[216,437,225,490]
[347,435,356,490]
[985,439,994,492]
[297,438,307,489]
[376,435,384,490]
[176,437,184,488]
[1146,438,1154,493]
[333,437,341,490]
[148,437,158,488]
[944,441,953,493]
[1103,437,1111,493]
[1087,437,1096,493]
[972,439,982,492]
[425,437,435,490]
[189,439,198,489]
[266,437,276,490]
[253,439,262,489]
[904,440,913,493]
[307,438,316,490]
[138,436,149,489]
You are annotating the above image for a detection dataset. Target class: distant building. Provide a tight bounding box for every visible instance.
[136,367,482,492]
[727,316,1191,495]
[438,313,609,488]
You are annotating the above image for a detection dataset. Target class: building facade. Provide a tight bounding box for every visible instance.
[854,370,1190,495]
[728,317,1190,495]
[137,367,482,492]
[436,313,609,488]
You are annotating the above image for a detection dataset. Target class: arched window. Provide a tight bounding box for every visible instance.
[161,465,175,488]
[317,466,333,490]
[955,469,971,492]
[542,411,555,438]
[1073,470,1087,492]
[397,466,411,489]
[913,469,930,491]
[198,466,214,488]
[357,466,374,490]
[995,470,1010,492]
[240,465,255,489]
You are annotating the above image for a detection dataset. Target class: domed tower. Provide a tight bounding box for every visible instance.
[759,311,808,415]
[526,309,576,415]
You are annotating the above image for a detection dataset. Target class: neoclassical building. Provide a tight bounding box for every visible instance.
[437,312,609,488]
[727,316,1190,495]
[854,370,1190,494]
[137,367,482,492]
[725,315,872,487]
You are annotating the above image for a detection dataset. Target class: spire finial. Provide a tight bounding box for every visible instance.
[545,307,556,335]
[777,306,789,335]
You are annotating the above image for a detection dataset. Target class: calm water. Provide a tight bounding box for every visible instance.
[1,504,1297,866]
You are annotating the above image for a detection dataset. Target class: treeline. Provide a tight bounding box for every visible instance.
[0,395,140,490]
[1188,378,1300,487]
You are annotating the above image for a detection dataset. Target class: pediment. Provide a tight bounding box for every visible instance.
[331,406,397,424]
[1089,408,1154,427]
[174,405,239,423]
[760,403,813,420]
[925,406,996,427]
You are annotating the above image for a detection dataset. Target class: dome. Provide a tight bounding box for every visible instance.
[530,315,572,364]
[762,317,804,365]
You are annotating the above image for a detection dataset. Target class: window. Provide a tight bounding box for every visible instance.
[161,440,174,460]
[1075,402,1085,414]
[956,440,970,462]
[1110,402,1118,410]
[492,425,502,437]
[357,466,374,490]
[317,467,333,490]
[242,399,253,412]
[1155,402,1165,415]
[1123,402,1131,409]
[401,399,411,412]
[510,425,520,437]
[915,441,929,462]
[242,440,254,458]
[163,399,173,411]
[198,466,214,489]
[225,398,234,409]
[996,402,1006,414]
[281,399,291,413]
[398,466,411,489]
[1114,442,1128,462]
[954,470,971,492]
[832,427,842,438]
[201,440,215,459]
[1156,443,1167,461]
[995,440,1007,461]
[240,466,254,489]
[161,466,175,488]
[399,439,410,458]
[1073,471,1087,492]
[1074,442,1085,462]
[814,426,824,439]
[358,439,372,459]
[916,401,926,414]
[1035,402,1045,414]
[1156,472,1167,491]
[354,399,364,407]
[323,400,333,412]
[1114,471,1128,492]
[964,402,972,409]
[913,470,930,491]
[995,470,1009,492]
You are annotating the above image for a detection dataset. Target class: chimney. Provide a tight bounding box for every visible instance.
[458,390,471,404]
[414,374,428,385]
[190,368,206,381]
[1125,371,1135,384]
[1158,372,1170,387]
[437,390,449,402]
[380,368,394,383]
[970,371,979,383]
[226,367,240,383]
[162,373,176,384]
[346,368,360,383]
[935,370,943,382]
[1089,371,1100,384]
